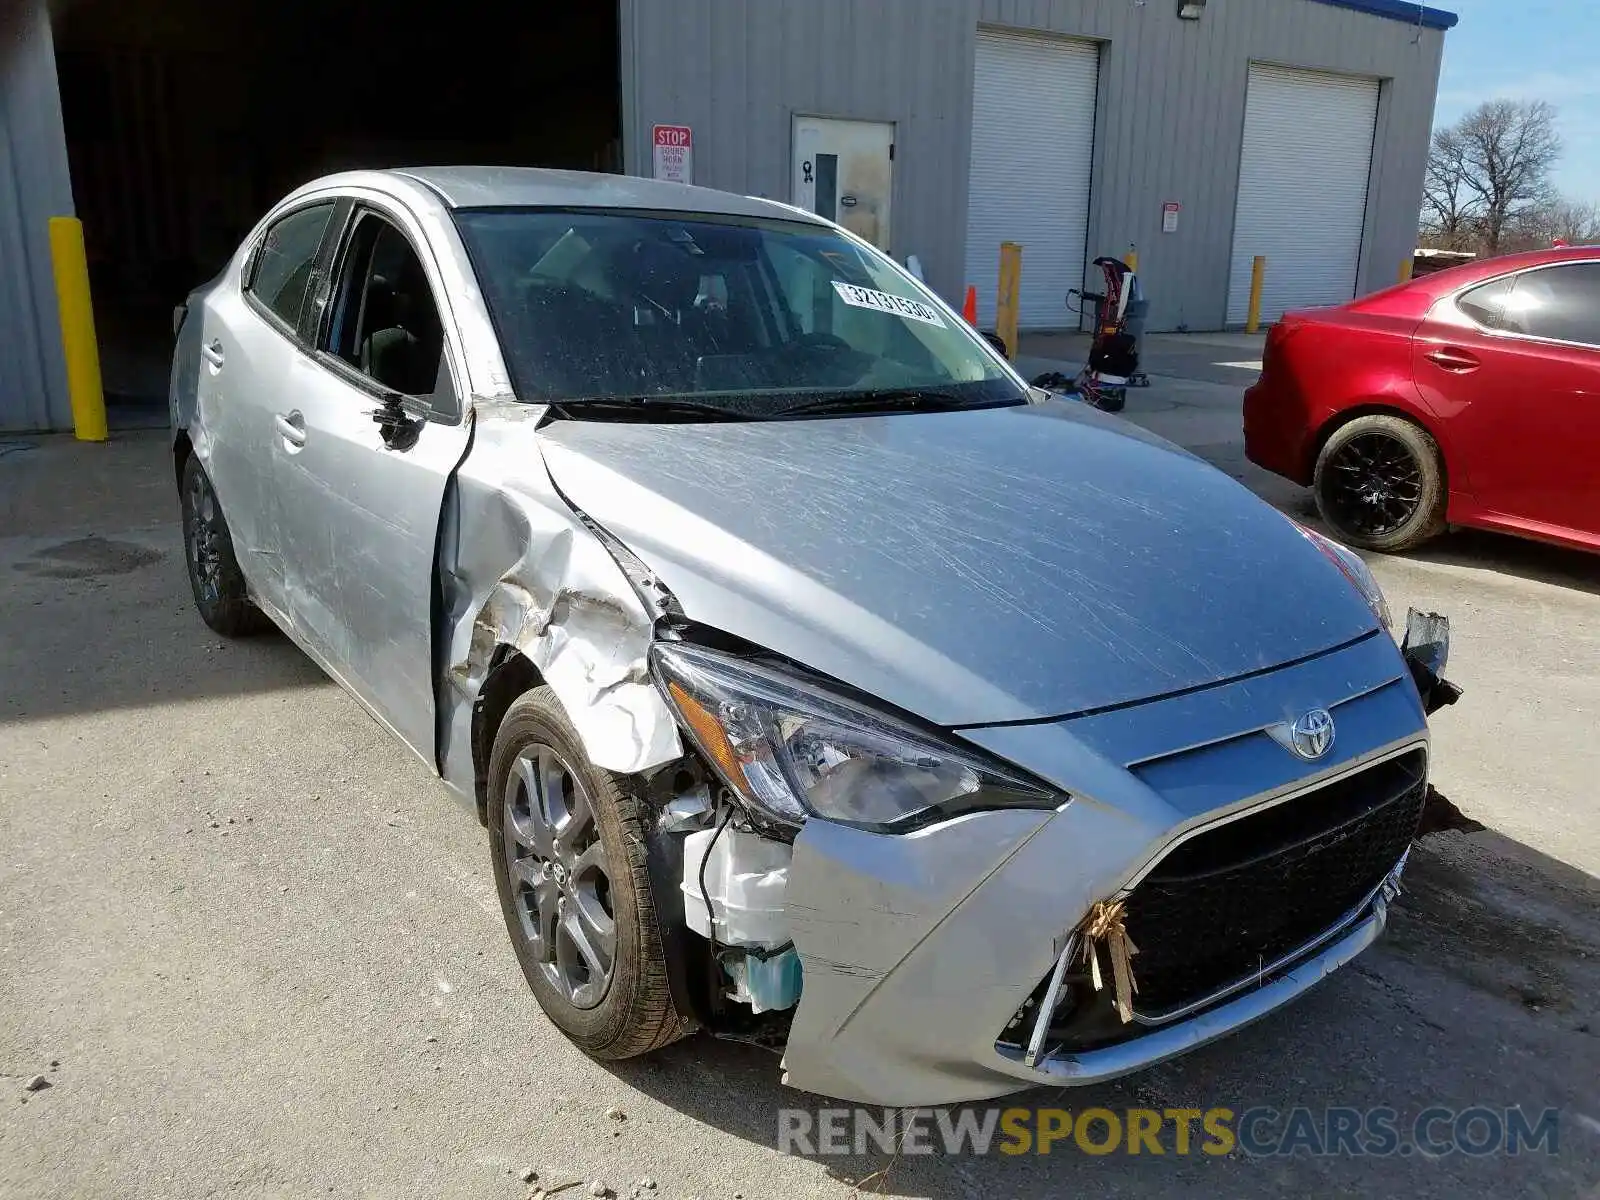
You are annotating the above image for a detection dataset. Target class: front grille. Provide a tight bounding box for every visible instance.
[1123,749,1426,1018]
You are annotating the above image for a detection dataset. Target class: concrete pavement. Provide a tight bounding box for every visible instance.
[1,398,1597,1199]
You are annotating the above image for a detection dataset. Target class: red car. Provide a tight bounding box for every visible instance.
[1244,247,1600,554]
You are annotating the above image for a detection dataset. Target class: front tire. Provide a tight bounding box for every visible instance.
[180,455,268,636]
[1314,414,1446,553]
[488,687,685,1059]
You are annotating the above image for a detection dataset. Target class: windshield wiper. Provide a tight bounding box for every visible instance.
[544,396,749,422]
[779,389,1006,418]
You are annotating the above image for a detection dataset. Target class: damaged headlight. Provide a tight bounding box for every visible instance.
[1295,522,1392,632]
[652,643,1058,833]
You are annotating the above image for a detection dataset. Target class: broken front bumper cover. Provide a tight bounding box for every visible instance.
[780,761,1420,1107]
[1401,610,1461,717]
[1004,851,1407,1084]
[775,627,1447,1106]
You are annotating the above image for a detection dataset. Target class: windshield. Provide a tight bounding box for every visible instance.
[452,207,1024,418]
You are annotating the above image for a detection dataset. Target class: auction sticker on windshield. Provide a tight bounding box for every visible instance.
[831,282,946,328]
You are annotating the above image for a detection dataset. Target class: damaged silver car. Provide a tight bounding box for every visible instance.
[170,167,1460,1105]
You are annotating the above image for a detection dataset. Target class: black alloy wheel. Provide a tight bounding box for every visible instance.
[179,455,267,636]
[1321,431,1424,538]
[1313,414,1446,553]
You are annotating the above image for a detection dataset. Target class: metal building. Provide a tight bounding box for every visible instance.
[625,0,1455,330]
[1,0,1455,433]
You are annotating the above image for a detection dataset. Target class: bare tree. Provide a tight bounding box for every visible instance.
[1503,197,1600,252]
[1420,126,1481,250]
[1540,197,1600,245]
[1451,100,1563,253]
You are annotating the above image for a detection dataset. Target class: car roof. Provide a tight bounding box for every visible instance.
[387,165,816,224]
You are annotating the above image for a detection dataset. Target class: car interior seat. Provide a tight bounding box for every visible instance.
[359,256,444,397]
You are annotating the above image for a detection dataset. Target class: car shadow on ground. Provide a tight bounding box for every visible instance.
[0,528,330,726]
[1270,487,1597,595]
[1401,527,1600,597]
[598,826,1598,1198]
[1,431,331,726]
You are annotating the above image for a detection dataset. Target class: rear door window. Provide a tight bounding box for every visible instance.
[1500,263,1600,346]
[247,202,337,332]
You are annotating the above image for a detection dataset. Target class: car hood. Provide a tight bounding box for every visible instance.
[535,401,1378,726]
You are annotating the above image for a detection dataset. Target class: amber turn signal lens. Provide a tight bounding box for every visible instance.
[667,680,747,787]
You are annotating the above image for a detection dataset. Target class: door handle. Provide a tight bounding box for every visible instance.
[274,410,307,447]
[202,340,225,368]
[1425,346,1480,372]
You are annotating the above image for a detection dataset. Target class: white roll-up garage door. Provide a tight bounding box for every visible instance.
[1227,65,1380,325]
[965,30,1099,329]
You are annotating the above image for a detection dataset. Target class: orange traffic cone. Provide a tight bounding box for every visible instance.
[962,286,978,325]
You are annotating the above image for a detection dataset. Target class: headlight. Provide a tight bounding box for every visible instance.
[651,643,1059,833]
[1295,522,1392,631]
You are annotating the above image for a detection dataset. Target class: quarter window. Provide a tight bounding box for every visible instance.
[248,203,336,331]
[1500,263,1600,347]
[1456,275,1513,330]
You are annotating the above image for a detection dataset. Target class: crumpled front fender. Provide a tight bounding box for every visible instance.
[436,405,683,803]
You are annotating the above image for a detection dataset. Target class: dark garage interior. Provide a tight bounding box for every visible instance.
[51,0,622,411]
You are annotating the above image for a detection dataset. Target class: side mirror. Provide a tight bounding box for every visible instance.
[981,331,1011,360]
[368,391,426,451]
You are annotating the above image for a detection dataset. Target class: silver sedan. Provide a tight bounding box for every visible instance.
[170,167,1459,1104]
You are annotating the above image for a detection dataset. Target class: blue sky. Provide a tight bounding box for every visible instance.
[1433,0,1600,202]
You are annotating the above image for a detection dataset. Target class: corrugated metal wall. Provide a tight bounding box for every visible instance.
[620,0,978,302]
[621,0,1447,331]
[0,3,75,432]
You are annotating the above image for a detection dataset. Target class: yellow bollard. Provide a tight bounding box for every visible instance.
[1124,245,1139,273]
[1399,256,1415,284]
[996,241,1022,360]
[48,216,108,442]
[1245,255,1266,335]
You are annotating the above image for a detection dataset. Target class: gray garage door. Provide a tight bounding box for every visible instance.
[1227,64,1380,325]
[965,30,1099,329]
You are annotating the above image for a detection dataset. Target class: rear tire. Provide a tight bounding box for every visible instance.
[1314,414,1446,553]
[180,456,269,637]
[488,687,686,1059]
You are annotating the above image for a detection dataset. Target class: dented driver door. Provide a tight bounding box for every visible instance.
[270,206,472,765]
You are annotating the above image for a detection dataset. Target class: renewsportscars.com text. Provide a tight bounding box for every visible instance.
[778,1105,1562,1158]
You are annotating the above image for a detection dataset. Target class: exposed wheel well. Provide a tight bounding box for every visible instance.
[1311,405,1449,492]
[172,429,195,492]
[471,646,545,825]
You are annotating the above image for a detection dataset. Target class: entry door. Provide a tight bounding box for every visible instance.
[271,206,472,764]
[1228,65,1380,324]
[792,116,894,250]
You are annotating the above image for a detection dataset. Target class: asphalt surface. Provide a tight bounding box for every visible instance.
[2,362,1598,1199]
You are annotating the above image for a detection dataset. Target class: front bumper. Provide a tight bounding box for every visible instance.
[1002,851,1406,1085]
[779,630,1435,1105]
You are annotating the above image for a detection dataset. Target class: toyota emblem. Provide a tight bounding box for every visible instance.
[1288,708,1336,760]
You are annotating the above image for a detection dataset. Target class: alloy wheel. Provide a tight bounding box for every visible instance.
[185,471,224,606]
[502,743,617,1010]
[1322,432,1424,538]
